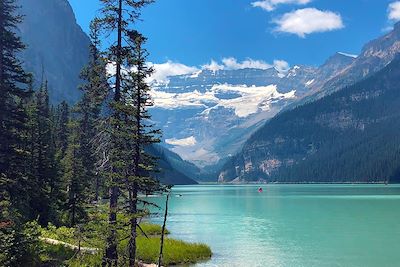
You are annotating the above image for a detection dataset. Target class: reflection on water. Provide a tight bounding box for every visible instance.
[149,184,400,267]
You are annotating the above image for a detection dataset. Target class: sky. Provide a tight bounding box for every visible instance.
[68,0,400,72]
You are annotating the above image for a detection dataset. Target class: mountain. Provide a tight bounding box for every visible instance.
[219,55,400,183]
[147,146,198,185]
[309,22,400,97]
[17,0,90,103]
[309,52,356,91]
[151,66,318,167]
[150,51,363,169]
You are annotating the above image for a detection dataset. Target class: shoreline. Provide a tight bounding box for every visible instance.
[196,181,394,185]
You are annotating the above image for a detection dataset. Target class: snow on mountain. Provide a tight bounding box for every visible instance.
[151,83,296,118]
[337,52,358,58]
[150,64,316,166]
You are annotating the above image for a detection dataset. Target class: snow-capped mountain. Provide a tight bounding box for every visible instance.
[150,66,318,166]
[150,49,362,167]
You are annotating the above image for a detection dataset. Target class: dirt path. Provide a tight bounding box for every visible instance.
[40,237,99,254]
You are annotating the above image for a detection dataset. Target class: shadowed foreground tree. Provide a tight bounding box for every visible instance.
[124,30,163,267]
[79,19,109,204]
[96,0,165,266]
[0,0,40,265]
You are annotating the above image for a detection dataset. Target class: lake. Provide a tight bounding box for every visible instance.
[151,184,400,267]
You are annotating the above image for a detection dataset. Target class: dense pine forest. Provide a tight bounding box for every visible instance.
[0,0,210,266]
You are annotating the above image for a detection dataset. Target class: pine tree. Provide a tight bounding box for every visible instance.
[62,120,88,227]
[124,30,162,267]
[55,101,70,160]
[79,19,108,203]
[96,1,154,265]
[0,1,39,265]
[27,82,60,225]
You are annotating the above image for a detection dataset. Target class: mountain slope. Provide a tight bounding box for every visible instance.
[310,22,400,96]
[148,145,198,185]
[18,0,90,103]
[219,56,400,183]
[151,66,318,167]
[150,51,365,168]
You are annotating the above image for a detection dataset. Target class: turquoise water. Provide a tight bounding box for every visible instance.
[151,184,400,267]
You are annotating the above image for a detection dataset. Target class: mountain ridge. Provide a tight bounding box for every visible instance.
[219,54,400,183]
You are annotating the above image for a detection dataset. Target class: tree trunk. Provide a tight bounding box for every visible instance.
[104,0,123,265]
[158,193,170,267]
[104,185,118,267]
[128,41,143,267]
[71,194,76,227]
[114,0,123,102]
[0,2,3,84]
[95,173,99,202]
[128,188,138,267]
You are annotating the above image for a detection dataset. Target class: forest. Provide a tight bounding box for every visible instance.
[0,0,210,266]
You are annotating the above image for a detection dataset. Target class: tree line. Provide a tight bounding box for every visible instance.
[0,0,167,266]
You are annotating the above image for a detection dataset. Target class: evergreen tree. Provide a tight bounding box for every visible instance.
[79,19,108,203]
[124,30,162,267]
[96,1,155,265]
[55,101,70,160]
[62,121,88,227]
[0,1,39,265]
[28,82,60,225]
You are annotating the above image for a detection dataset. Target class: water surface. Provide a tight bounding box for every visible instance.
[151,184,400,267]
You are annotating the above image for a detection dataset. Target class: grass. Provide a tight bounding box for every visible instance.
[136,236,212,265]
[39,222,211,266]
[139,222,170,236]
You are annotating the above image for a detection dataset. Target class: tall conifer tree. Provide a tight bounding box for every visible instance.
[79,19,108,203]
[0,1,39,265]
[124,30,162,267]
[96,1,154,265]
[62,120,88,226]
[55,101,70,160]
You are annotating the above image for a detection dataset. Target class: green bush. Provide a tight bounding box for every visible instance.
[0,220,41,267]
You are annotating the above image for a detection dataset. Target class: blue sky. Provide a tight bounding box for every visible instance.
[68,0,400,69]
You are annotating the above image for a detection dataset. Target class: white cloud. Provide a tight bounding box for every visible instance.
[140,58,290,84]
[165,136,197,147]
[274,8,344,37]
[148,61,199,84]
[221,57,272,70]
[273,59,290,72]
[202,60,225,72]
[251,0,311,11]
[388,1,400,21]
[201,58,290,72]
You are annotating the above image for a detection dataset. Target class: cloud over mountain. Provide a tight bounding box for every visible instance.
[274,8,344,37]
[388,1,400,21]
[149,61,199,84]
[149,58,290,84]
